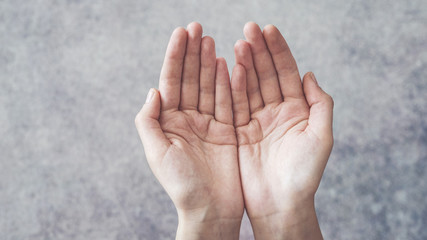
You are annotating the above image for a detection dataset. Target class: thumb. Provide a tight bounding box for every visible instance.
[135,88,170,165]
[303,72,334,143]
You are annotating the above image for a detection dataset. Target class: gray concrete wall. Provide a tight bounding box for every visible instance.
[1,0,426,239]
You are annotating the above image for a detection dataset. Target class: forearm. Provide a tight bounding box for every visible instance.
[249,196,323,240]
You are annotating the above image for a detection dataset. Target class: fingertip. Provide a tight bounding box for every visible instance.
[168,27,188,51]
[186,22,203,37]
[262,24,280,40]
[136,88,161,127]
[202,35,215,46]
[234,40,253,68]
[243,21,261,37]
[303,72,317,87]
[216,57,227,68]
[303,71,312,80]
[147,88,161,107]
[262,24,285,48]
[244,21,260,31]
[152,88,160,98]
[145,88,155,104]
[234,39,245,49]
[201,36,215,58]
[262,24,278,33]
[310,72,318,85]
[303,72,334,107]
[234,39,249,54]
[187,21,202,29]
[187,22,202,31]
[172,27,187,37]
[302,72,316,95]
[151,87,161,101]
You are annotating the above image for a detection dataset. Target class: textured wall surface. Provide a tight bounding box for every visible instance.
[1,0,426,239]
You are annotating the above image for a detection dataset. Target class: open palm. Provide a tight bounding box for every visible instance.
[136,22,334,239]
[230,23,334,232]
[135,23,243,226]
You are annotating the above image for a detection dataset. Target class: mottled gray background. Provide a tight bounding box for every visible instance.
[1,0,426,239]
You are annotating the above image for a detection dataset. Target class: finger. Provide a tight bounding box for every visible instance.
[135,89,170,168]
[302,72,334,143]
[214,58,233,125]
[198,36,216,115]
[234,40,264,113]
[159,27,188,111]
[231,64,250,127]
[263,25,304,100]
[243,22,282,105]
[180,22,203,110]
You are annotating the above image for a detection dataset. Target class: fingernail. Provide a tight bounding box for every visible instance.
[146,89,154,104]
[311,72,318,84]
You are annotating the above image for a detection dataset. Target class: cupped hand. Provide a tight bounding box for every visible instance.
[231,22,334,239]
[135,23,243,239]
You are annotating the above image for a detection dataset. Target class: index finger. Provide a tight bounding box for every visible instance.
[263,25,304,100]
[158,27,188,111]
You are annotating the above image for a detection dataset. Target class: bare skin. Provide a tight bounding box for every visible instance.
[135,23,244,239]
[231,22,334,239]
[136,22,334,240]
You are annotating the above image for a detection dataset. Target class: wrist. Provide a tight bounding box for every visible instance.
[176,208,242,240]
[249,196,323,240]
